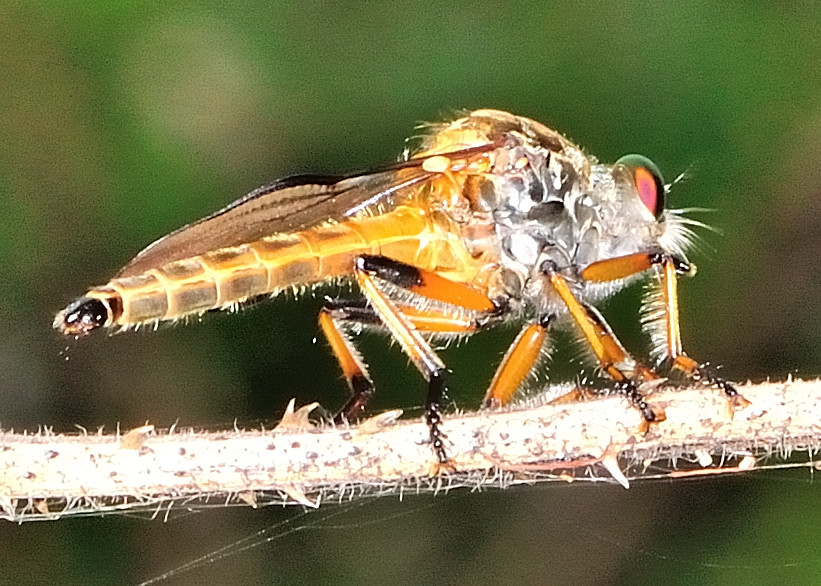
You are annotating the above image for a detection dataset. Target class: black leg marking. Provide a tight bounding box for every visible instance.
[616,380,664,426]
[355,255,422,289]
[426,370,449,464]
[335,373,375,423]
[328,304,382,326]
[323,296,368,310]
[691,364,745,403]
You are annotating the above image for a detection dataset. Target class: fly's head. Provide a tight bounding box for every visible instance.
[578,154,696,266]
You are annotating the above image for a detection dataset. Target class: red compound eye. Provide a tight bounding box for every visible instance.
[616,154,665,218]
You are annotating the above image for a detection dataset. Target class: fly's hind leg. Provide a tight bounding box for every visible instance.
[320,296,489,422]
[319,295,450,463]
[325,254,501,465]
[318,300,378,422]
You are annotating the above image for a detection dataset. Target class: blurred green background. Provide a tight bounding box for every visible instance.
[2,2,821,584]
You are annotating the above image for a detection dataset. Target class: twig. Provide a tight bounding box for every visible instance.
[1,379,819,522]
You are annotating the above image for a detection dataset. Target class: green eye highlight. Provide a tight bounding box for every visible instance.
[616,154,665,218]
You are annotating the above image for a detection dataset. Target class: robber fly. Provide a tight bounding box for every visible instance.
[55,109,748,464]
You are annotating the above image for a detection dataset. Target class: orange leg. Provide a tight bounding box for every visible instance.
[355,255,496,312]
[581,252,658,282]
[321,255,501,464]
[321,281,448,465]
[319,306,374,420]
[585,252,749,415]
[550,265,657,382]
[320,299,485,421]
[583,251,693,280]
[652,258,751,411]
[544,261,666,427]
[398,305,483,334]
[483,317,550,408]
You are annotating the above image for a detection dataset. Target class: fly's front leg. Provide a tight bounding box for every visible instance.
[353,255,500,466]
[583,252,750,416]
[546,260,666,430]
[648,257,751,412]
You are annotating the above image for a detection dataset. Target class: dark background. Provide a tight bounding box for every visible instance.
[2,2,821,584]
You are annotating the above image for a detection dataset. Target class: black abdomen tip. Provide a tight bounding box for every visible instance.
[54,297,112,336]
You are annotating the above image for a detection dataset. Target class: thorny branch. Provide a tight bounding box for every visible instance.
[1,379,820,523]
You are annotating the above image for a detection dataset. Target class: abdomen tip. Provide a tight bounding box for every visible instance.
[55,297,111,337]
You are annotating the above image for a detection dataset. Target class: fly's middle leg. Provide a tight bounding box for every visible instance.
[483,315,552,408]
[318,300,378,422]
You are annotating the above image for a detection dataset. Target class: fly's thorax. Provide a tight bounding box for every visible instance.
[461,150,572,312]
[481,149,676,313]
[495,159,669,276]
[480,143,588,293]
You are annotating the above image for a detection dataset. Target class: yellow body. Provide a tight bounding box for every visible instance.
[55,110,747,457]
[87,200,491,328]
[56,110,586,333]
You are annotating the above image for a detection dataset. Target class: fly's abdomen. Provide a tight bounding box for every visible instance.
[55,206,436,336]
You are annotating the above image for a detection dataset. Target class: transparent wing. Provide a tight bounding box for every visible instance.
[117,143,500,278]
[118,169,434,278]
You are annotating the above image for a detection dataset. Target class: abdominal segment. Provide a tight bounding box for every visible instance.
[57,206,444,335]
